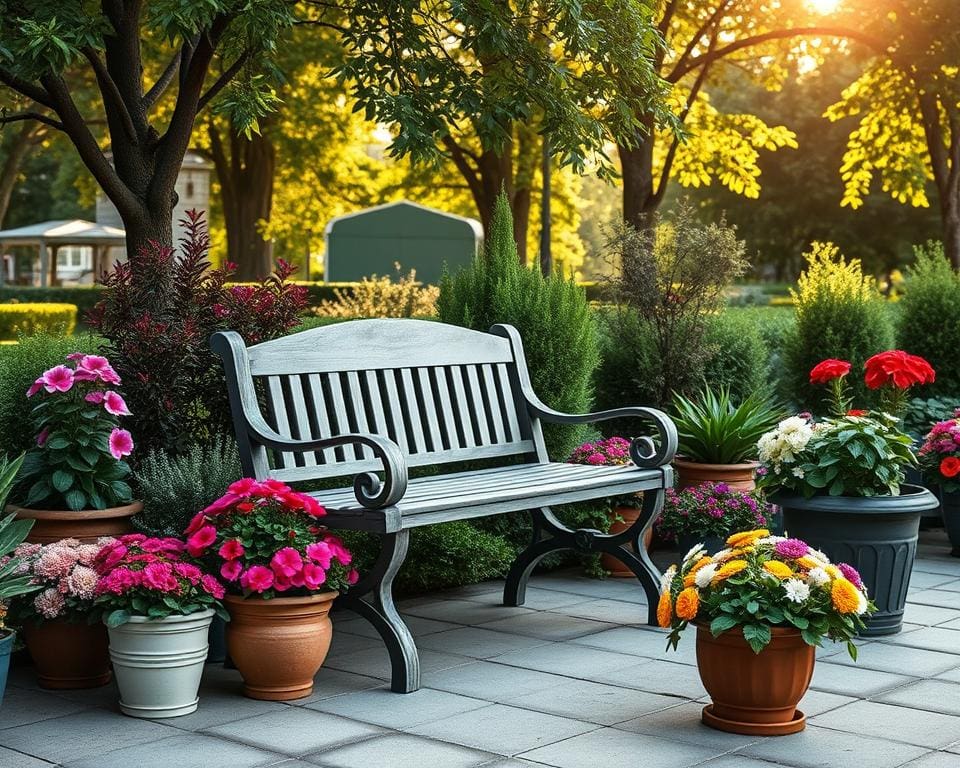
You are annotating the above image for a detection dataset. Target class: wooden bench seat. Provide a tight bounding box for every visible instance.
[213,318,677,693]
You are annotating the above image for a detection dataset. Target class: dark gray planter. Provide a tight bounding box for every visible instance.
[940,490,960,558]
[906,466,941,522]
[0,631,12,709]
[677,534,726,558]
[773,484,938,637]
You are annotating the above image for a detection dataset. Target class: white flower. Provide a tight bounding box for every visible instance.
[806,548,830,565]
[659,565,677,593]
[682,543,706,565]
[694,564,719,588]
[791,467,805,479]
[806,567,830,587]
[756,417,813,470]
[783,578,811,604]
[712,548,733,561]
[756,536,786,547]
[856,591,869,616]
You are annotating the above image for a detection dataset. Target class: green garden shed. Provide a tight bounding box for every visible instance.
[323,200,482,284]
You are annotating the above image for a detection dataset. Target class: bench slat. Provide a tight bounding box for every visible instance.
[286,375,316,467]
[400,368,426,454]
[465,365,491,445]
[346,371,372,460]
[496,363,522,442]
[382,368,410,455]
[266,376,295,469]
[433,367,459,450]
[326,372,357,462]
[482,364,507,444]
[418,368,444,452]
[448,366,476,448]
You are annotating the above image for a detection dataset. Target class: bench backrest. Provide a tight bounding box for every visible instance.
[213,319,545,483]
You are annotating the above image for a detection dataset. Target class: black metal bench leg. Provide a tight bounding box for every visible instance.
[504,508,564,607]
[339,530,420,693]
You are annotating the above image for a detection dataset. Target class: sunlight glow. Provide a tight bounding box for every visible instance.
[807,0,841,13]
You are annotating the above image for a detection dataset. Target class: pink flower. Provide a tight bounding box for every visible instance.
[202,493,239,516]
[66,565,99,600]
[586,452,606,465]
[184,512,208,535]
[119,533,146,544]
[324,534,352,566]
[84,391,105,404]
[306,541,332,568]
[201,574,225,598]
[270,547,303,578]
[838,563,864,590]
[186,525,217,557]
[102,391,131,416]
[142,562,178,592]
[221,560,243,582]
[77,355,120,385]
[33,588,66,619]
[36,547,79,579]
[41,365,74,393]
[26,378,44,397]
[173,562,202,584]
[109,428,134,460]
[218,539,245,560]
[36,427,49,447]
[227,478,259,497]
[95,543,128,573]
[302,562,326,590]
[240,565,275,593]
[347,569,359,585]
[774,538,809,559]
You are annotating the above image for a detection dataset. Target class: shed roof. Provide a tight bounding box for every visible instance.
[324,200,483,240]
[0,219,126,247]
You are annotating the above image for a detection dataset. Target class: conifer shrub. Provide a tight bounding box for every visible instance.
[702,311,770,403]
[438,192,599,460]
[783,242,894,410]
[898,242,960,397]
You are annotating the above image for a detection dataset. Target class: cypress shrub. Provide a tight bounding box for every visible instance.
[898,242,960,397]
[783,242,894,410]
[438,192,599,460]
[702,311,770,403]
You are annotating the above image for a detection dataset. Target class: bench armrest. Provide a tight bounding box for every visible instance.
[489,324,678,469]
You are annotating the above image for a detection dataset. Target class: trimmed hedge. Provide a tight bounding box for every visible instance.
[0,287,103,318]
[0,303,77,339]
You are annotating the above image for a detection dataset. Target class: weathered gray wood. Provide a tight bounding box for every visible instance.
[465,365,491,445]
[346,371,372,460]
[399,368,426,454]
[496,363,522,442]
[448,366,476,448]
[418,368,444,452]
[266,375,295,469]
[482,364,507,444]
[286,375,316,467]
[326,372,357,463]
[306,373,336,464]
[433,367,460,450]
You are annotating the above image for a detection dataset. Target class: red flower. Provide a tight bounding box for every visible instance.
[186,525,217,557]
[810,359,851,385]
[941,457,960,478]
[864,350,936,390]
[846,409,868,417]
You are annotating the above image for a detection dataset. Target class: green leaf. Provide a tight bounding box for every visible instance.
[746,600,759,614]
[801,628,823,647]
[710,615,739,636]
[51,469,74,493]
[105,609,130,628]
[64,489,87,511]
[742,623,771,654]
[846,641,858,662]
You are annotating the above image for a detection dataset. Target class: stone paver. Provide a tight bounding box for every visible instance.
[3,532,960,768]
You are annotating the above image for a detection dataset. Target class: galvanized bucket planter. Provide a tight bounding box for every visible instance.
[774,484,939,636]
[107,609,214,718]
[0,631,13,708]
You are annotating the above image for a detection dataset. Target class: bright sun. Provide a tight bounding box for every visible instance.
[807,0,841,13]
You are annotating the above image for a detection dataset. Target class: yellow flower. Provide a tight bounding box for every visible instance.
[657,591,673,628]
[726,529,770,548]
[795,556,821,571]
[831,578,861,614]
[675,587,700,621]
[763,560,794,580]
[712,559,749,585]
[713,548,745,563]
[825,564,841,579]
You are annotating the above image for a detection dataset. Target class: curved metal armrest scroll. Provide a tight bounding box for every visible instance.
[245,416,408,509]
[526,399,678,469]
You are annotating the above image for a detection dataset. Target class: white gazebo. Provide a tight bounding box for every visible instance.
[0,219,126,286]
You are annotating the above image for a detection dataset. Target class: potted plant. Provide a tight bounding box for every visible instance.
[917,410,960,556]
[569,436,649,576]
[0,476,40,708]
[656,482,771,556]
[7,537,116,689]
[758,353,939,635]
[9,353,140,543]
[94,535,225,718]
[671,386,781,491]
[658,528,873,735]
[187,478,357,701]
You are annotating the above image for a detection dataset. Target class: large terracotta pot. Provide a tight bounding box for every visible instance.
[673,459,757,491]
[21,619,111,689]
[696,624,814,736]
[225,592,337,701]
[601,504,654,577]
[8,502,141,544]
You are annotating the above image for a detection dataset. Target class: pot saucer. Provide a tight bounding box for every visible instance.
[702,705,806,736]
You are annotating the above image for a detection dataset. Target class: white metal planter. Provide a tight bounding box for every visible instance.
[107,609,214,718]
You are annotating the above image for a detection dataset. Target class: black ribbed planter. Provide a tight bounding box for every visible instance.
[773,484,939,637]
[940,490,960,558]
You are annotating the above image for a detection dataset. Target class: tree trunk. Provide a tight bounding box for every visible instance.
[943,195,960,270]
[0,121,41,226]
[209,122,276,280]
[619,135,659,231]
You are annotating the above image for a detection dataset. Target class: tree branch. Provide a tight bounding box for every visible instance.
[81,46,138,141]
[197,50,251,112]
[0,111,65,131]
[0,68,56,110]
[142,53,181,109]
[668,0,732,77]
[441,135,484,207]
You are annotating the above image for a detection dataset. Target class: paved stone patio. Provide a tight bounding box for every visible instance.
[4,530,960,768]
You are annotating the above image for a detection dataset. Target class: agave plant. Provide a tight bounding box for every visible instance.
[672,386,782,465]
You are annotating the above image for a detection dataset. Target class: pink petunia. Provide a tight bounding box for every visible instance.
[77,355,121,385]
[84,391,105,404]
[186,525,217,557]
[108,428,134,460]
[36,427,49,447]
[41,365,74,393]
[184,512,208,535]
[202,493,239,516]
[347,569,359,585]
[218,539,245,560]
[26,378,44,398]
[302,562,326,590]
[227,478,259,497]
[221,560,243,582]
[102,391,131,416]
[240,565,274,593]
[324,534,352,566]
[306,541,332,568]
[270,547,303,578]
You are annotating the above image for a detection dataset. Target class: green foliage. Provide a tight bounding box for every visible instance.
[701,311,770,403]
[0,304,76,340]
[898,242,960,398]
[133,436,241,537]
[783,243,894,410]
[438,192,599,459]
[902,396,958,443]
[343,521,515,597]
[0,332,101,455]
[593,308,661,421]
[0,456,40,611]
[672,386,782,465]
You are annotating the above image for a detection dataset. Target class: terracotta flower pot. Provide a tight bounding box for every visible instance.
[672,459,757,492]
[8,502,141,544]
[21,619,112,689]
[225,591,337,701]
[696,623,814,736]
[601,505,653,577]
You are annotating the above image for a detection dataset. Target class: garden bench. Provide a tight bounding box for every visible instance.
[212,319,677,692]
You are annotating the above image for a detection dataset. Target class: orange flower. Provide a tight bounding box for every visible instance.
[831,578,861,614]
[657,590,673,628]
[795,556,821,571]
[825,564,841,579]
[684,557,713,586]
[713,548,745,563]
[712,559,749,584]
[675,587,699,621]
[726,529,770,548]
[763,561,794,580]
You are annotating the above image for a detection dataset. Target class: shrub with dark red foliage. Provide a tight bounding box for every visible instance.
[89,211,307,455]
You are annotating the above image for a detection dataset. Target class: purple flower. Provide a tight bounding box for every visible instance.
[774,538,809,559]
[713,482,730,494]
[838,562,864,589]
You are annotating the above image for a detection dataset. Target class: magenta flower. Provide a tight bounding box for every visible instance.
[77,355,120,385]
[227,478,259,497]
[142,562,178,592]
[306,541,332,568]
[36,427,49,447]
[41,365,74,393]
[85,391,105,404]
[774,538,810,559]
[200,574,225,598]
[221,560,243,582]
[838,562,864,589]
[302,562,326,590]
[202,492,239,517]
[270,547,303,577]
[218,539,245,560]
[347,569,360,585]
[108,428,134,460]
[186,525,217,557]
[102,391,131,416]
[240,565,274,593]
[26,378,44,398]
